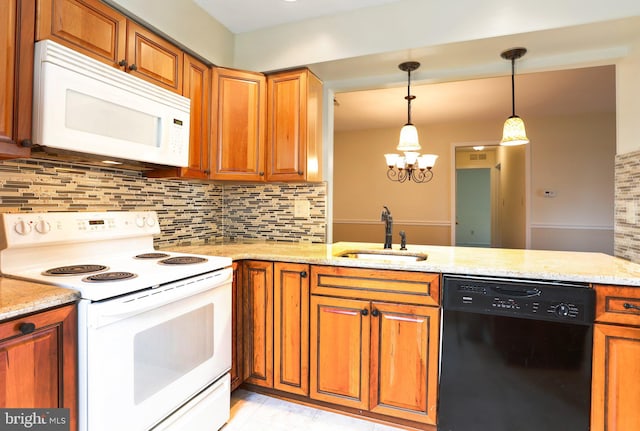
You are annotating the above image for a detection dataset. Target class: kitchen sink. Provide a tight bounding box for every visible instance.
[336,250,428,262]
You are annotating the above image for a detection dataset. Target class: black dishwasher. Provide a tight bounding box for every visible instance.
[438,275,595,431]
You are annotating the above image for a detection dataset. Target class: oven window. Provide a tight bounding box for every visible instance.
[134,304,214,404]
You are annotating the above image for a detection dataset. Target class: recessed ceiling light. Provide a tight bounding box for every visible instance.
[102,160,123,165]
[283,0,297,2]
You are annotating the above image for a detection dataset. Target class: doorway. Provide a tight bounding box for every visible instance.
[456,168,491,247]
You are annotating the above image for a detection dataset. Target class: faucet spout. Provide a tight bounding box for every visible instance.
[381,206,393,249]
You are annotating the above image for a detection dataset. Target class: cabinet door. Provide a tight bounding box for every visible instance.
[126,21,183,93]
[243,261,273,387]
[266,69,322,182]
[0,0,33,158]
[0,304,77,431]
[274,262,309,395]
[36,0,127,67]
[146,53,211,179]
[369,302,439,424]
[211,68,266,181]
[310,295,370,410]
[591,323,640,431]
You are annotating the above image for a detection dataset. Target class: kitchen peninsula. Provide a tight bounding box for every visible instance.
[165,241,640,431]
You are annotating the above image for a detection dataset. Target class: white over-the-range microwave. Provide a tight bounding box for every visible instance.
[32,39,191,167]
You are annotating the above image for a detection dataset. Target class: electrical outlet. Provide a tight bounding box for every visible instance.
[294,199,310,218]
[543,190,557,198]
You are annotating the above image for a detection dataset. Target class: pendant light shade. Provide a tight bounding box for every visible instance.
[501,115,529,146]
[500,48,529,146]
[398,124,421,152]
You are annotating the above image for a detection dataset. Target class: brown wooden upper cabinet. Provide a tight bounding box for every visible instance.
[1,0,35,159]
[210,67,267,181]
[266,69,323,182]
[36,0,183,94]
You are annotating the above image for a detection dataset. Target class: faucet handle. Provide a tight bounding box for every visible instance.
[399,230,407,250]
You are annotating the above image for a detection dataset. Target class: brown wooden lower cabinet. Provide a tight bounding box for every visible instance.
[242,260,310,396]
[591,282,640,431]
[0,304,77,431]
[238,262,440,427]
[309,266,440,426]
[230,261,243,391]
[591,323,640,431]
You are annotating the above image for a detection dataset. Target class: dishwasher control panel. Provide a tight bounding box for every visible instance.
[443,275,595,324]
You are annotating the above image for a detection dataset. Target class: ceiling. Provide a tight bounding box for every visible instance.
[190,1,622,134]
[333,65,616,132]
[193,0,401,33]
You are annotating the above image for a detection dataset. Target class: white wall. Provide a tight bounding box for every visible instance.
[234,0,640,72]
[617,39,640,154]
[106,0,234,66]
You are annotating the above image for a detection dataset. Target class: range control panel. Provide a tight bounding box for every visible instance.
[0,211,160,248]
[444,275,595,325]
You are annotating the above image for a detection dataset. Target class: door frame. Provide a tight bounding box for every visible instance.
[450,141,531,248]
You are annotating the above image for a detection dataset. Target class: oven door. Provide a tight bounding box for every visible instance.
[78,268,232,431]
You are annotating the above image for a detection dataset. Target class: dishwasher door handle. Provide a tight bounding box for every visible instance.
[489,286,541,297]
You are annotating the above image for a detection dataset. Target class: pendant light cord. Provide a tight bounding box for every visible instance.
[511,58,516,117]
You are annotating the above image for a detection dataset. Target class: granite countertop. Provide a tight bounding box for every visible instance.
[163,241,640,287]
[0,277,80,322]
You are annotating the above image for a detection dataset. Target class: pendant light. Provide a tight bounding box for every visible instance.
[500,48,529,146]
[384,61,438,183]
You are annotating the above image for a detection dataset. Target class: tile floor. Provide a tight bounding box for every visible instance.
[223,389,405,431]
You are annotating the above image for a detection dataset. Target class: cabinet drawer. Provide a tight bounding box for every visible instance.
[310,265,439,306]
[595,285,640,326]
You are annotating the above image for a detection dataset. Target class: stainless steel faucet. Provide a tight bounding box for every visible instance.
[381,206,393,249]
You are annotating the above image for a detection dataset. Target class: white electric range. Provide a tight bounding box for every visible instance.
[0,211,232,431]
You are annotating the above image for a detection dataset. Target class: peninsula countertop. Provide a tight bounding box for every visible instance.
[163,241,640,287]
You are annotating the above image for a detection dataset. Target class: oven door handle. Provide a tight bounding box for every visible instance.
[90,268,232,326]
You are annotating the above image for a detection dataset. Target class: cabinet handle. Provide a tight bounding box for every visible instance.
[300,271,307,278]
[361,308,369,316]
[20,139,32,147]
[623,302,640,312]
[18,322,36,335]
[118,59,128,68]
[128,64,138,71]
[371,309,380,317]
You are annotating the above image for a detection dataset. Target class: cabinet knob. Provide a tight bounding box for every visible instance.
[624,302,640,312]
[298,171,304,176]
[371,309,380,317]
[18,322,36,335]
[128,64,138,71]
[259,171,264,176]
[204,169,211,175]
[361,308,369,316]
[300,271,307,278]
[20,139,32,147]
[118,59,128,68]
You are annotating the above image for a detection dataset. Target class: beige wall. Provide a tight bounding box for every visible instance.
[333,112,615,253]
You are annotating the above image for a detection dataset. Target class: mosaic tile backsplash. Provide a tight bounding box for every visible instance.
[0,158,327,247]
[615,150,640,263]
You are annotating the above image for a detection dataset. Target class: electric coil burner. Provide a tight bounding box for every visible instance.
[83,271,137,282]
[43,264,108,276]
[159,256,208,265]
[135,252,170,259]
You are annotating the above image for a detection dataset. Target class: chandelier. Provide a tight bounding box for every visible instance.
[500,48,529,146]
[384,61,438,183]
